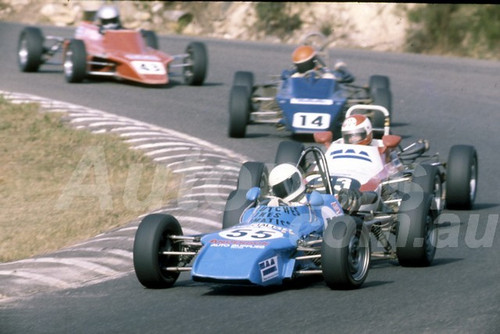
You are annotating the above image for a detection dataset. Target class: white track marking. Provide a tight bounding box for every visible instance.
[0,90,251,300]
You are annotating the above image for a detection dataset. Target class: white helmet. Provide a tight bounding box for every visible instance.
[341,114,373,145]
[268,163,305,202]
[96,5,121,30]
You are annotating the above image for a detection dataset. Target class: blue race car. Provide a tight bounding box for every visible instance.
[227,33,392,139]
[133,146,372,290]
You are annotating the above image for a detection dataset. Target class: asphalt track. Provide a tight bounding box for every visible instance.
[1,22,499,333]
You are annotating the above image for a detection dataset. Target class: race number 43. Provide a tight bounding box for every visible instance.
[292,112,331,129]
[131,61,166,75]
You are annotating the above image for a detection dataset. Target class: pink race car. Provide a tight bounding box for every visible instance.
[17,21,207,86]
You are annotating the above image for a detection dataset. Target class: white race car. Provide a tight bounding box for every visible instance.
[274,105,478,266]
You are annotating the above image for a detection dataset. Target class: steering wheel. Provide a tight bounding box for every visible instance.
[304,170,326,191]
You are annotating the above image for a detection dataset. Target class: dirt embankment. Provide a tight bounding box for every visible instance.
[0,1,417,52]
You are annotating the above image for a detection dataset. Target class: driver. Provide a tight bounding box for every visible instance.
[95,5,122,32]
[290,45,354,82]
[268,163,307,206]
[341,114,373,145]
[291,45,334,78]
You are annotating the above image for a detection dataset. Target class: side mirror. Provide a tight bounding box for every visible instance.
[246,187,261,202]
[308,191,324,207]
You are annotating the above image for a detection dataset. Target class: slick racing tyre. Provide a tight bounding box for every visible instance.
[183,41,207,86]
[222,162,268,229]
[228,85,250,138]
[274,140,305,166]
[396,192,437,267]
[141,30,159,49]
[18,26,44,72]
[445,145,478,210]
[232,71,254,99]
[369,88,392,139]
[133,214,183,289]
[321,216,371,289]
[369,75,390,91]
[412,164,444,213]
[64,39,87,83]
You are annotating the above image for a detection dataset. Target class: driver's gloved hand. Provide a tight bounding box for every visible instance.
[338,188,362,213]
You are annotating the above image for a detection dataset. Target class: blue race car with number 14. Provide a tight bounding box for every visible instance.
[228,32,392,139]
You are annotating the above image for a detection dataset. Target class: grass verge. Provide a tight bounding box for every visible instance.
[0,96,178,262]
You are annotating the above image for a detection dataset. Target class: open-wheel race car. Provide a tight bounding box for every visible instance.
[17,20,207,86]
[228,32,392,139]
[133,146,374,290]
[277,104,478,266]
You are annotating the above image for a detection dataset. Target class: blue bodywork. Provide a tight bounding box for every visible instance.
[191,192,344,286]
[276,71,348,134]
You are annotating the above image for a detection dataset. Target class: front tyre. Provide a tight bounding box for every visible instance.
[412,164,443,213]
[228,85,250,138]
[133,214,183,289]
[18,26,44,72]
[321,216,371,289]
[64,39,87,83]
[445,145,478,210]
[183,41,207,86]
[396,192,437,266]
[232,71,254,96]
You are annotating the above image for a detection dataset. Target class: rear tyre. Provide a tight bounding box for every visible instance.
[18,26,44,72]
[369,75,390,91]
[445,145,478,210]
[274,140,305,165]
[64,39,87,83]
[370,88,392,138]
[322,216,371,289]
[141,30,159,49]
[133,214,183,289]
[183,42,207,86]
[228,85,250,138]
[396,192,437,266]
[222,162,268,229]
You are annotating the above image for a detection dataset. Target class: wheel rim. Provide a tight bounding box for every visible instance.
[63,50,74,78]
[469,160,477,204]
[347,232,369,282]
[158,231,178,280]
[18,39,28,66]
[183,49,193,82]
[433,174,443,212]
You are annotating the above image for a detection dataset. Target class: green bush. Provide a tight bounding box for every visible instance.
[255,2,302,40]
[406,4,500,59]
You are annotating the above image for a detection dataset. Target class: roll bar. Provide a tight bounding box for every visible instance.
[345,104,391,136]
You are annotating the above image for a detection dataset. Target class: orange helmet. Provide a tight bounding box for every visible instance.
[292,45,316,73]
[341,115,373,145]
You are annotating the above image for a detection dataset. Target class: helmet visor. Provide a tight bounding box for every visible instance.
[343,130,367,144]
[296,58,315,74]
[102,17,118,25]
[272,171,302,198]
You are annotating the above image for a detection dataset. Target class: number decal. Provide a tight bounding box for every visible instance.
[334,177,352,192]
[292,113,331,129]
[220,226,283,240]
[131,61,166,75]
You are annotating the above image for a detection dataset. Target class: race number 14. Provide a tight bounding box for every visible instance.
[292,112,331,129]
